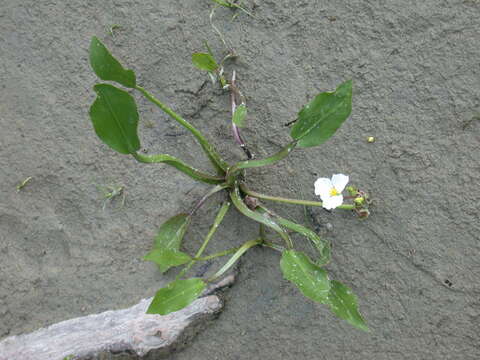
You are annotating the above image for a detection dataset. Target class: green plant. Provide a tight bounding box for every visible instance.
[97,183,125,210]
[87,36,371,331]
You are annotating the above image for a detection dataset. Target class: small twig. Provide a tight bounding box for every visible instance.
[284,118,298,127]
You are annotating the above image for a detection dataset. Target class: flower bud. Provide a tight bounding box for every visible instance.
[354,196,365,205]
[346,186,358,196]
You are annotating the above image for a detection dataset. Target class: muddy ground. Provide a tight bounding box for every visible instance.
[1,0,479,359]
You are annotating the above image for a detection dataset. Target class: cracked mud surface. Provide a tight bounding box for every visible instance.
[1,1,479,359]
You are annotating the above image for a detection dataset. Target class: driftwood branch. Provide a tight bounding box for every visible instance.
[0,275,235,360]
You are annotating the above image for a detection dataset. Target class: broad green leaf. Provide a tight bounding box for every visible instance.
[153,214,191,273]
[232,104,247,127]
[144,248,191,269]
[146,278,206,315]
[280,250,331,303]
[89,36,136,88]
[265,209,331,265]
[291,80,352,148]
[133,153,224,184]
[327,280,369,331]
[90,84,141,154]
[192,53,218,72]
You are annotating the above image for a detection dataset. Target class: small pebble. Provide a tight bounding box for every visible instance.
[325,223,333,231]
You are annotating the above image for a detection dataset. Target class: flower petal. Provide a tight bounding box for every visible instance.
[331,174,349,192]
[314,177,333,197]
[322,195,344,210]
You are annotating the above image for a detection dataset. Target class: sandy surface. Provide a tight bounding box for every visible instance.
[1,0,479,359]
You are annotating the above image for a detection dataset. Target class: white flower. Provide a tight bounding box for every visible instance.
[314,174,349,210]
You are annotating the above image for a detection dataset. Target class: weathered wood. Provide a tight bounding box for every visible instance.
[0,275,234,360]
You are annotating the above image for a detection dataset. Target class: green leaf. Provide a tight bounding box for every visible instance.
[192,53,218,72]
[144,248,191,268]
[263,208,331,265]
[232,104,247,127]
[153,214,191,273]
[280,250,331,303]
[146,278,206,315]
[291,80,352,148]
[317,241,332,267]
[133,153,225,184]
[328,280,369,331]
[89,36,136,88]
[89,84,141,154]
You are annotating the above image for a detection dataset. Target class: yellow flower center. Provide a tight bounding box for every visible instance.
[329,187,339,196]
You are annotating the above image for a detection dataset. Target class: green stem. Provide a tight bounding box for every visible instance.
[227,141,297,183]
[230,183,293,248]
[257,205,331,265]
[194,247,239,261]
[195,202,230,258]
[261,241,285,252]
[178,202,231,279]
[132,153,225,185]
[259,224,266,240]
[135,85,228,174]
[190,184,229,216]
[208,238,263,282]
[240,184,355,210]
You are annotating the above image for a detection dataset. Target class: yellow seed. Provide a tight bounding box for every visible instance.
[367,136,375,143]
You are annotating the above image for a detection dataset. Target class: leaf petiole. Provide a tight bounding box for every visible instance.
[227,141,297,183]
[230,183,292,248]
[193,247,239,261]
[257,205,331,265]
[189,184,230,216]
[208,238,263,282]
[134,85,228,174]
[133,153,225,185]
[178,201,231,279]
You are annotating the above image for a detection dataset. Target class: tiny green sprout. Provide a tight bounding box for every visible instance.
[107,24,122,38]
[211,0,253,17]
[98,184,125,210]
[144,120,155,128]
[16,176,32,192]
[367,136,375,143]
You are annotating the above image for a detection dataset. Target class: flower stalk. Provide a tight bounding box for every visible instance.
[239,184,355,210]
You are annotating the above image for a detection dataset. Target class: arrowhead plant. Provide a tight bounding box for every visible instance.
[86,35,372,332]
